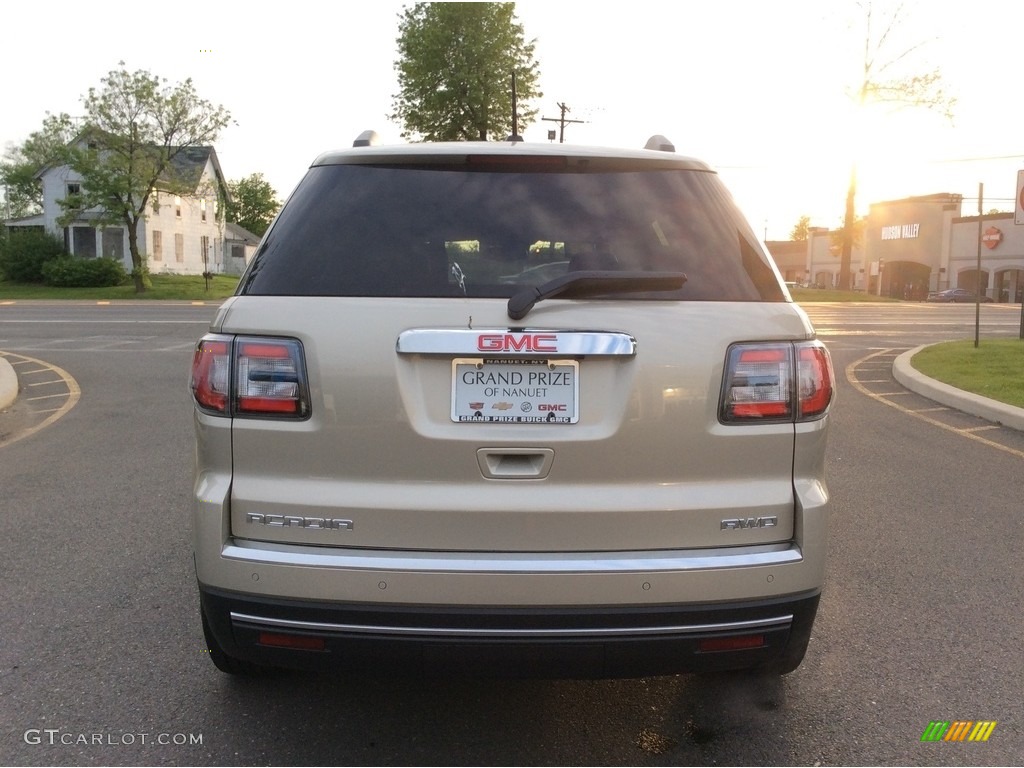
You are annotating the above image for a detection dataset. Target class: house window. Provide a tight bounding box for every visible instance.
[175,233,184,263]
[152,231,163,261]
[175,196,182,218]
[72,227,97,259]
[201,199,207,222]
[101,228,124,260]
[231,243,245,261]
[65,182,82,210]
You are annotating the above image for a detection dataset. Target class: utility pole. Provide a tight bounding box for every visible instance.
[508,72,522,141]
[542,103,584,143]
[975,183,983,348]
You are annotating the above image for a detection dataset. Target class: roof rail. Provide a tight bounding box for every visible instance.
[353,130,381,147]
[644,135,675,153]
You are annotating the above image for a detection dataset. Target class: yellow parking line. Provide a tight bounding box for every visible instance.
[846,350,1024,460]
[0,354,80,449]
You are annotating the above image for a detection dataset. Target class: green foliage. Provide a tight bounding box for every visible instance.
[226,173,280,236]
[41,257,128,288]
[131,258,153,289]
[0,229,67,282]
[391,3,542,141]
[0,113,77,218]
[830,216,865,253]
[60,62,232,291]
[0,272,239,300]
[790,216,811,242]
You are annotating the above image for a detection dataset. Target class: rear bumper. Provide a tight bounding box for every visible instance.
[200,586,820,678]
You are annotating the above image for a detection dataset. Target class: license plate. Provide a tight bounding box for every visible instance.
[452,358,579,423]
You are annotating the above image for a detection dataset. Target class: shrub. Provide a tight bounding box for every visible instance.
[41,257,128,287]
[0,229,67,282]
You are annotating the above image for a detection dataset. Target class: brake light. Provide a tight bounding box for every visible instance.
[720,341,833,423]
[190,334,310,419]
[236,339,307,416]
[797,344,834,419]
[190,337,231,414]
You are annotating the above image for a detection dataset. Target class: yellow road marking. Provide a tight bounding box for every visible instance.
[846,349,1024,460]
[0,353,81,449]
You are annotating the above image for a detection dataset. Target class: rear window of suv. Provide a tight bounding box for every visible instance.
[238,162,784,302]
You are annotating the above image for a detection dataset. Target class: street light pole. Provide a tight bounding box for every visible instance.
[975,183,983,348]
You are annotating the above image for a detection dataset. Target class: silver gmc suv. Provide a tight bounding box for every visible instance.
[190,133,834,678]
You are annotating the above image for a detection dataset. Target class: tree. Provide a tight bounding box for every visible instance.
[59,63,231,292]
[1,113,78,218]
[831,215,865,256]
[391,3,542,141]
[790,215,812,242]
[836,2,955,290]
[226,173,280,237]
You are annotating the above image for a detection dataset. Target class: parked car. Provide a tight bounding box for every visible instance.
[190,132,835,678]
[927,288,993,303]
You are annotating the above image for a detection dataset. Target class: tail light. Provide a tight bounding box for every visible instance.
[190,334,310,419]
[190,337,231,414]
[720,340,833,424]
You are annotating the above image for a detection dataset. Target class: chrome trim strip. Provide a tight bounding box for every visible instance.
[222,541,801,573]
[231,612,793,639]
[396,329,637,356]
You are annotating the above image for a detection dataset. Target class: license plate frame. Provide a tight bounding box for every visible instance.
[451,358,579,424]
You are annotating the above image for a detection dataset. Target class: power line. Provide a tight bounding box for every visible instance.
[541,103,584,144]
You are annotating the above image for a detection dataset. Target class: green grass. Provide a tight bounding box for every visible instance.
[912,339,1024,409]
[0,274,240,301]
[790,288,899,303]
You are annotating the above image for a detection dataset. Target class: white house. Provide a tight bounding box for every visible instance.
[9,143,236,276]
[223,221,261,276]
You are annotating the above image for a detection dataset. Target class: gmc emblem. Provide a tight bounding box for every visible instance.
[477,333,558,353]
[720,516,778,531]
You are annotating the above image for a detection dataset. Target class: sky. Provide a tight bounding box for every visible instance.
[2,0,1022,240]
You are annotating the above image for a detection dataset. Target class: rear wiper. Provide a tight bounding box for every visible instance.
[507,270,687,320]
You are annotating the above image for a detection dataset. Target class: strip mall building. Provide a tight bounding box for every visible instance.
[767,193,1024,302]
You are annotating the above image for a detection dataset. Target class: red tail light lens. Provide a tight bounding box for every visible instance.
[190,334,310,419]
[235,338,308,416]
[190,336,231,414]
[721,344,793,421]
[721,341,833,424]
[797,343,834,419]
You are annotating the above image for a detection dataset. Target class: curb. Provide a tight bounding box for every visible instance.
[893,345,1024,432]
[0,355,17,411]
